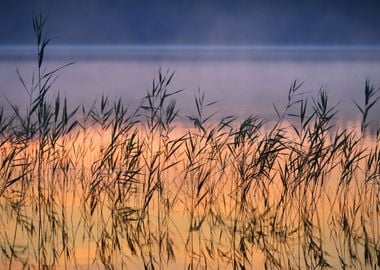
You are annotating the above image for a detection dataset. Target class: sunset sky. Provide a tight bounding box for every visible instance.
[1,0,380,46]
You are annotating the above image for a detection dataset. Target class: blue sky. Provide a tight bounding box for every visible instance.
[1,0,380,46]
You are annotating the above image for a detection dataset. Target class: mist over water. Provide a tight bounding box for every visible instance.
[1,46,379,127]
[1,43,380,269]
[2,1,380,268]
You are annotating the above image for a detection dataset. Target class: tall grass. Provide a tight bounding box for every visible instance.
[0,16,380,269]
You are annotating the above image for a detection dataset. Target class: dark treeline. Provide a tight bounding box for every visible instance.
[1,0,380,45]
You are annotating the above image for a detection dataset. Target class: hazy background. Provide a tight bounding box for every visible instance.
[0,0,379,129]
[1,0,380,46]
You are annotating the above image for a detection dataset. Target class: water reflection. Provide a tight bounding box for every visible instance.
[0,75,379,269]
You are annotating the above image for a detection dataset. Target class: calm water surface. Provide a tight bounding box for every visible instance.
[0,47,379,269]
[0,46,379,122]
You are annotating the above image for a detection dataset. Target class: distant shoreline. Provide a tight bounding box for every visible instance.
[1,45,380,61]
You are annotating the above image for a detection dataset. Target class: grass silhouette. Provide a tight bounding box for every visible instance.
[0,15,379,270]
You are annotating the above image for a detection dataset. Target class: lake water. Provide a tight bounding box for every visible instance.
[1,46,380,125]
[0,46,380,269]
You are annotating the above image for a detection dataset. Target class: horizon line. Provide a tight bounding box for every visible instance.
[2,44,380,60]
[2,44,380,51]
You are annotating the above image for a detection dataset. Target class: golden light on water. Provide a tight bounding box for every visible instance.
[1,4,380,268]
[0,115,379,269]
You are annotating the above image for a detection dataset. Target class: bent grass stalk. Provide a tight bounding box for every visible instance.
[0,15,380,270]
